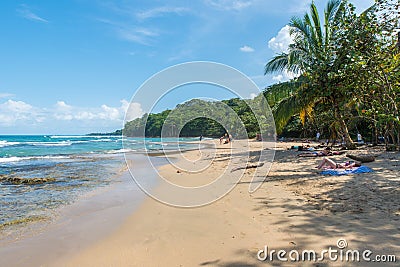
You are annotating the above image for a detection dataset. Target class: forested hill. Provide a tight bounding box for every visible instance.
[123,97,269,138]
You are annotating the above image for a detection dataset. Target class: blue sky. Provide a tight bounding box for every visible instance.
[0,0,374,134]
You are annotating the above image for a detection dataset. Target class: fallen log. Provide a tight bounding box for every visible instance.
[231,162,264,172]
[346,154,376,163]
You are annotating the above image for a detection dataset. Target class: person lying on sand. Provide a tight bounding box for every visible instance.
[299,149,330,157]
[298,150,345,157]
[316,157,361,170]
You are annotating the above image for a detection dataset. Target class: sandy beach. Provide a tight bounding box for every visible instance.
[46,139,399,267]
[1,139,399,266]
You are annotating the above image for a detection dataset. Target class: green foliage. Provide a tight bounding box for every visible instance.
[329,0,400,147]
[280,116,303,138]
[122,98,268,139]
[264,0,399,149]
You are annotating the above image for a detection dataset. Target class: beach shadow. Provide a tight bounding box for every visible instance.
[253,154,400,265]
[200,259,221,265]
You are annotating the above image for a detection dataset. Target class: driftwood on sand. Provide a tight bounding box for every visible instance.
[231,162,264,172]
[346,154,376,163]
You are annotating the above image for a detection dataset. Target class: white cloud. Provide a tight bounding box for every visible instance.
[0,98,143,131]
[0,100,39,126]
[268,25,293,54]
[53,100,143,122]
[55,101,72,110]
[272,70,297,83]
[136,7,190,20]
[100,105,120,120]
[116,27,159,45]
[0,113,14,126]
[240,45,254,52]
[249,93,258,99]
[96,17,160,45]
[0,93,15,99]
[17,4,48,23]
[2,99,33,113]
[272,74,283,82]
[135,28,159,37]
[120,100,144,121]
[205,0,253,11]
[54,101,73,120]
[97,5,190,46]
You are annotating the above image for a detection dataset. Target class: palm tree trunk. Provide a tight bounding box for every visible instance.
[372,116,378,146]
[339,117,356,149]
[334,102,356,149]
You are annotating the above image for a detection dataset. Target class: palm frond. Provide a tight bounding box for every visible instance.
[332,0,346,25]
[303,13,319,53]
[325,0,342,24]
[325,0,342,48]
[263,80,300,107]
[265,53,289,74]
[273,94,303,134]
[287,49,309,73]
[310,2,323,47]
[290,16,313,45]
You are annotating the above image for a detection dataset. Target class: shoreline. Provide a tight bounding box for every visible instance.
[0,153,167,267]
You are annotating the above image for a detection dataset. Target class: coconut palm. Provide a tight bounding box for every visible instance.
[265,0,358,148]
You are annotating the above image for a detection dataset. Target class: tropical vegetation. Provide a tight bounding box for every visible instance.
[122,0,399,150]
[123,97,271,139]
[264,0,399,149]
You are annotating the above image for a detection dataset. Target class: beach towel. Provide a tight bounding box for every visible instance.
[320,166,373,176]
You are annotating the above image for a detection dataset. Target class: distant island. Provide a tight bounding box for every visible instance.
[87,129,122,136]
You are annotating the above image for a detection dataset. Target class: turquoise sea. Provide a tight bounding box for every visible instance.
[0,135,196,234]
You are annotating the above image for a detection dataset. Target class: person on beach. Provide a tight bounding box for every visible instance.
[316,157,361,170]
[298,147,345,157]
[220,133,229,144]
[299,149,330,157]
[357,133,364,144]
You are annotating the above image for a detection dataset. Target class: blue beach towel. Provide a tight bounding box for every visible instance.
[320,166,373,176]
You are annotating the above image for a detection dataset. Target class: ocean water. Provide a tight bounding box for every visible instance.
[0,135,197,236]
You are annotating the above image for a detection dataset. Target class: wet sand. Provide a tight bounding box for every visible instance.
[0,154,166,267]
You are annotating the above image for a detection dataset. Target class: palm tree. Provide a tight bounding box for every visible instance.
[265,0,357,148]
